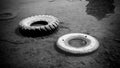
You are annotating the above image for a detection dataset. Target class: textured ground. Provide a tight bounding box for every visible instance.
[0,0,120,68]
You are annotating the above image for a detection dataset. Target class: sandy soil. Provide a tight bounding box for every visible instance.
[0,0,120,68]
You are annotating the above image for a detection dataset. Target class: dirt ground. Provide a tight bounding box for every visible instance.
[0,0,120,68]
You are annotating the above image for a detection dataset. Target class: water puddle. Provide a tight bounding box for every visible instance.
[86,0,115,20]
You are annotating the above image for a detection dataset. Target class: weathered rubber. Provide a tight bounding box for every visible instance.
[19,15,59,30]
[19,15,59,37]
[57,33,99,54]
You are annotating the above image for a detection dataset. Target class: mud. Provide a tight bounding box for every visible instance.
[0,0,120,68]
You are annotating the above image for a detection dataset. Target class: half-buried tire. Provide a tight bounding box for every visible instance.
[57,33,99,54]
[0,9,17,20]
[19,15,59,37]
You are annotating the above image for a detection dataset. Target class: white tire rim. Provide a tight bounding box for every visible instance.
[57,33,99,54]
[19,15,59,30]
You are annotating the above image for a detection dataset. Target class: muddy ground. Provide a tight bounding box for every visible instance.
[0,0,120,68]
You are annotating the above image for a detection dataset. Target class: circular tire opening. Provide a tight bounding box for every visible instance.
[30,21,48,26]
[0,13,12,17]
[69,38,87,48]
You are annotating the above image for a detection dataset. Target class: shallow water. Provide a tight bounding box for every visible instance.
[0,0,120,68]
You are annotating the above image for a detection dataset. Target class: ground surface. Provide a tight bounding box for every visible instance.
[0,0,120,68]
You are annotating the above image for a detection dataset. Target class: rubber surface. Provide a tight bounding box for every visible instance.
[57,33,99,54]
[19,15,59,30]
[19,15,59,37]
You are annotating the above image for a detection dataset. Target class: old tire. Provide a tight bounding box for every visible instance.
[19,15,59,37]
[0,9,17,20]
[57,33,99,54]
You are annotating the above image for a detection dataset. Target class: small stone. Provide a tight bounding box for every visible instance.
[49,0,55,2]
[113,38,120,43]
[80,61,86,65]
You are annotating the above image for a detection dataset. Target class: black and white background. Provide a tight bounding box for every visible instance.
[0,0,120,68]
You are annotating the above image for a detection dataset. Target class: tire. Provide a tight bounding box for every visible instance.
[57,33,99,54]
[0,9,17,20]
[19,15,59,37]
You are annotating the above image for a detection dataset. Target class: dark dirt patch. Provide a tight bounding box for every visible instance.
[86,0,115,20]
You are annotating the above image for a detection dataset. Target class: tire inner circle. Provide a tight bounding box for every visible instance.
[0,12,12,18]
[68,37,88,48]
[30,20,48,26]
